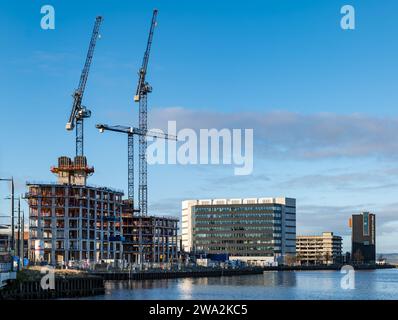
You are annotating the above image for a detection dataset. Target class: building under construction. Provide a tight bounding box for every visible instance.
[26,156,179,266]
[26,156,124,266]
[122,201,178,265]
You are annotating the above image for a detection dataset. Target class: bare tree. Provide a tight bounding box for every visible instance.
[295,253,303,265]
[284,254,297,266]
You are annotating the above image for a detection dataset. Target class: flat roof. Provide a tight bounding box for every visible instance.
[182,197,296,207]
[26,181,124,195]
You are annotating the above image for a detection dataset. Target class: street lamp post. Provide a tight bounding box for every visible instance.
[17,198,21,271]
[21,210,25,265]
[0,177,14,272]
[11,180,14,263]
[3,196,22,271]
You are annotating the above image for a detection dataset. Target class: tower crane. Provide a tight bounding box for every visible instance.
[66,16,103,157]
[134,9,158,216]
[96,123,177,265]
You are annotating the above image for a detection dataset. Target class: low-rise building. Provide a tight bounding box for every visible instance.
[296,232,342,265]
[0,226,16,287]
[0,226,10,255]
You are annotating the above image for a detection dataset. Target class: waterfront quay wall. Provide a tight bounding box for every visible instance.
[90,264,396,281]
[91,267,264,280]
[0,276,104,300]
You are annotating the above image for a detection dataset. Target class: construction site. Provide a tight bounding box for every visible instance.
[25,10,179,267]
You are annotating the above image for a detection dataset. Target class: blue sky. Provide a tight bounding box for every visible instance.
[1,0,398,253]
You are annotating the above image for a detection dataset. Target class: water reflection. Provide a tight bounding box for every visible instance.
[103,272,296,299]
[105,272,297,290]
[177,278,194,300]
[106,279,172,291]
[174,273,297,300]
[263,271,296,287]
[85,269,398,300]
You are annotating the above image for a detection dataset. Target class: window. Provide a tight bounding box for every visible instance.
[363,213,369,236]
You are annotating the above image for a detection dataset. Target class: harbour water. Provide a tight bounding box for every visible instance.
[83,268,398,300]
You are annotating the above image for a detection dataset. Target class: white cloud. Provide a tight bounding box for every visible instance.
[149,108,398,160]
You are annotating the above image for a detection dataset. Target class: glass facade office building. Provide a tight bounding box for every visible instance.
[182,198,296,265]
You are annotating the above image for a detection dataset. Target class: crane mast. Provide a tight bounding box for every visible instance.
[135,9,158,217]
[66,16,103,156]
[96,123,177,265]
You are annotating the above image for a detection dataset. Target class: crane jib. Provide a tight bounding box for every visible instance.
[66,16,103,157]
[135,9,158,100]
